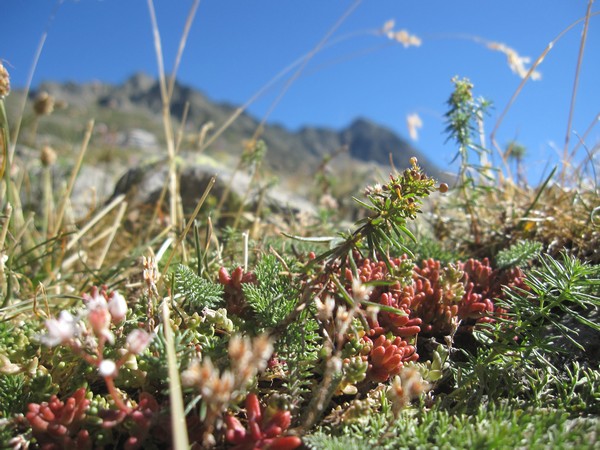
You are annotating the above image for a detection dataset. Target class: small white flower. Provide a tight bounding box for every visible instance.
[108,292,128,323]
[315,295,336,321]
[181,360,202,387]
[365,183,383,196]
[41,311,77,346]
[98,359,117,377]
[319,194,338,210]
[351,278,374,303]
[85,290,108,311]
[126,329,153,355]
[87,307,113,343]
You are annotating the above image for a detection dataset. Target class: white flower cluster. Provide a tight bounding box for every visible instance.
[39,288,153,380]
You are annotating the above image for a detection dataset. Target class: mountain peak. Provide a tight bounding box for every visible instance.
[124,72,155,92]
[348,117,376,129]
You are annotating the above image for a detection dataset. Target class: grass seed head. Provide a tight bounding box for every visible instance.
[0,61,9,99]
[40,145,57,167]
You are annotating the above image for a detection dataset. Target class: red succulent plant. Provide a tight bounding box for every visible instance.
[410,259,464,336]
[218,266,258,317]
[364,334,419,382]
[25,387,91,450]
[224,393,301,450]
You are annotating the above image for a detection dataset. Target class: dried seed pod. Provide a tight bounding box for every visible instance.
[33,91,55,116]
[41,145,57,167]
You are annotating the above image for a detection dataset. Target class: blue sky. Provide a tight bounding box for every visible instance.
[2,0,599,184]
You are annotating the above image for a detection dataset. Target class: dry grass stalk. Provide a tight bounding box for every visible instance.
[161,175,216,276]
[253,0,363,143]
[146,0,199,236]
[167,0,200,100]
[217,0,363,218]
[95,200,127,270]
[161,299,190,450]
[0,203,12,303]
[491,11,600,174]
[8,0,63,161]
[562,0,594,181]
[175,101,190,154]
[196,121,214,151]
[146,0,180,233]
[52,120,94,235]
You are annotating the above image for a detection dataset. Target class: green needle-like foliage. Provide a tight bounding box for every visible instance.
[242,254,299,330]
[310,157,438,269]
[307,402,599,450]
[496,251,599,353]
[495,239,543,269]
[172,264,224,311]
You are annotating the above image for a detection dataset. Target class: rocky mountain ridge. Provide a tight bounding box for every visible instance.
[31,73,449,181]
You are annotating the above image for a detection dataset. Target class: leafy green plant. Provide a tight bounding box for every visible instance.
[307,388,600,450]
[495,239,543,269]
[494,251,599,356]
[242,254,299,330]
[444,76,494,246]
[306,157,439,269]
[172,263,224,310]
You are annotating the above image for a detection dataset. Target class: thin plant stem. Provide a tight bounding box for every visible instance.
[569,112,600,160]
[104,375,131,414]
[143,169,173,244]
[562,0,594,182]
[242,230,249,271]
[162,299,190,450]
[9,0,64,161]
[198,23,377,155]
[217,0,363,212]
[0,99,11,202]
[0,204,12,261]
[146,0,180,232]
[167,0,201,101]
[95,200,128,270]
[174,101,190,155]
[231,159,261,231]
[196,121,214,151]
[0,203,12,307]
[490,12,600,171]
[86,227,113,247]
[65,194,125,252]
[53,120,94,235]
[161,176,216,276]
[574,140,599,189]
[42,166,53,239]
[147,0,199,235]
[251,0,363,142]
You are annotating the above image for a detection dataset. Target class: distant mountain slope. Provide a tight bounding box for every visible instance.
[26,73,449,181]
